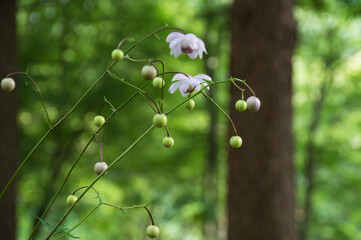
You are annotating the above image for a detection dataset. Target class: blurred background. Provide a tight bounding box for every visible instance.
[1,0,361,239]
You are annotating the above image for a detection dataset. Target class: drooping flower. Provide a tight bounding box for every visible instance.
[166,32,207,59]
[169,73,212,97]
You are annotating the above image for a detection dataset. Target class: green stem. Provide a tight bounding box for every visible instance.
[123,26,187,55]
[52,62,116,128]
[53,204,101,240]
[201,92,238,135]
[0,129,51,199]
[45,125,155,239]
[107,70,160,113]
[28,82,151,239]
[1,63,117,201]
[233,78,256,96]
[6,72,52,127]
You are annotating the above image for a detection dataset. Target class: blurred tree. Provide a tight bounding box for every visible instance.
[228,0,297,239]
[0,0,18,239]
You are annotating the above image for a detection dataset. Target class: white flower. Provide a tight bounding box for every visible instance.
[169,73,212,97]
[166,32,207,59]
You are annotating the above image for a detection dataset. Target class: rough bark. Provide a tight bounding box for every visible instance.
[227,0,297,240]
[0,0,18,239]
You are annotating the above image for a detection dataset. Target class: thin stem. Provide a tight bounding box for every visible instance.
[117,37,129,49]
[52,62,116,128]
[150,59,166,111]
[28,82,151,239]
[0,129,52,199]
[99,138,103,162]
[7,72,52,127]
[107,70,161,113]
[123,26,187,55]
[233,78,256,96]
[72,186,99,198]
[201,92,238,136]
[145,207,155,225]
[98,102,106,115]
[54,204,101,240]
[125,56,152,62]
[164,125,170,137]
[45,125,155,239]
[2,63,118,202]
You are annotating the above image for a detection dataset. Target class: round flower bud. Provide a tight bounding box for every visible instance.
[152,77,164,89]
[141,65,157,81]
[153,114,167,128]
[1,78,16,92]
[235,100,247,112]
[162,137,174,148]
[111,49,124,62]
[66,195,78,206]
[94,115,105,127]
[185,99,195,110]
[246,96,261,113]
[94,161,108,175]
[146,225,160,239]
[230,136,243,148]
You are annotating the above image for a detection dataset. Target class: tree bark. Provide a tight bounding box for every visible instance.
[227,1,297,240]
[0,0,18,239]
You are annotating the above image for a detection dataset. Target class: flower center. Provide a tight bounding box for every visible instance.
[181,39,193,54]
[186,85,196,93]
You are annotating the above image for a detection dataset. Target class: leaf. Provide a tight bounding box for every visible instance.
[36,217,81,239]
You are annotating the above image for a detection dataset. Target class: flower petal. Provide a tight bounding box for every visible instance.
[172,73,188,82]
[166,32,184,43]
[194,74,212,82]
[169,37,183,49]
[169,82,180,94]
[188,51,199,59]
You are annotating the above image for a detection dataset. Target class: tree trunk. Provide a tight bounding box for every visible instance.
[227,1,297,240]
[0,0,18,239]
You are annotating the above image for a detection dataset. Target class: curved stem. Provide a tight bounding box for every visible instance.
[144,207,155,225]
[123,26,187,55]
[233,78,256,96]
[2,63,118,202]
[98,102,106,115]
[164,125,170,137]
[28,82,151,239]
[72,186,99,198]
[7,72,52,127]
[201,91,237,136]
[117,37,129,49]
[45,124,155,239]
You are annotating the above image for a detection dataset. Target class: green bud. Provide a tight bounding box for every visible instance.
[235,100,247,112]
[141,65,157,81]
[66,195,78,206]
[162,137,174,148]
[1,78,15,92]
[111,49,124,62]
[146,225,160,239]
[153,114,167,128]
[185,99,195,110]
[94,115,105,127]
[230,136,242,148]
[152,77,164,88]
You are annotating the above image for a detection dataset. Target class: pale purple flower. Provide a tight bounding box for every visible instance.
[169,74,212,97]
[166,32,207,59]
